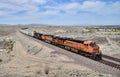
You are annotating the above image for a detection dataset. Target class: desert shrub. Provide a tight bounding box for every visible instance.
[26,66,30,68]
[81,31,85,34]
[88,29,94,33]
[10,55,14,57]
[0,59,2,62]
[44,65,49,75]
[36,70,41,74]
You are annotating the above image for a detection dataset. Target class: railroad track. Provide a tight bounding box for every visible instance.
[99,59,120,70]
[100,54,120,70]
[102,54,120,62]
[37,38,120,70]
[21,32,120,70]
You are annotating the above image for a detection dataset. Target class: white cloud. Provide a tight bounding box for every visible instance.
[6,0,48,5]
[7,0,29,4]
[80,1,120,14]
[0,0,40,16]
[108,1,120,14]
[44,2,80,14]
[32,0,48,4]
[0,11,7,16]
[0,2,23,16]
[44,1,120,14]
[64,2,79,10]
[43,10,59,15]
[0,0,120,20]
[80,1,106,12]
[0,0,55,17]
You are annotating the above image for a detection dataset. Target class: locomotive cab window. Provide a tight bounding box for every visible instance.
[90,43,96,47]
[84,44,88,46]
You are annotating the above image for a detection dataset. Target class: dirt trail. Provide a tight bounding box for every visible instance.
[2,40,54,68]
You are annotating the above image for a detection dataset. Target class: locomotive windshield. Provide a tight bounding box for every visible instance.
[90,43,96,47]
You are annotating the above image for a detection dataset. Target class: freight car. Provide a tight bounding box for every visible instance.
[20,29,34,37]
[20,30,102,60]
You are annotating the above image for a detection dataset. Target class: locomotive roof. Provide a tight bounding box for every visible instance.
[35,32,42,35]
[53,36,66,39]
[53,36,85,43]
[45,34,54,37]
[34,32,90,44]
[69,39,84,43]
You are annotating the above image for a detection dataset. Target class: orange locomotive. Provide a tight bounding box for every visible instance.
[63,39,101,60]
[33,31,102,60]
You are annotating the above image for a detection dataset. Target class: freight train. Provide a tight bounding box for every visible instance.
[20,29,102,60]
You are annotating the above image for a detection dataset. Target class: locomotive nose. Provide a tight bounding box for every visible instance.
[93,46,99,50]
[92,46,99,52]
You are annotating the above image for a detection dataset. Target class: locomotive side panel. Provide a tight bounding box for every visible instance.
[52,37,65,44]
[41,35,53,43]
[45,36,53,41]
[63,40,99,54]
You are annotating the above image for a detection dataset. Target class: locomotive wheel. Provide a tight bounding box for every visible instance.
[92,53,102,60]
[92,53,97,60]
[65,46,70,50]
[97,54,102,60]
[95,55,101,60]
[96,52,102,60]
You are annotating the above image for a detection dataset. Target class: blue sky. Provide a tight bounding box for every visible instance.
[0,0,120,25]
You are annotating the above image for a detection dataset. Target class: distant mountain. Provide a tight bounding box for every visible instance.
[0,24,120,27]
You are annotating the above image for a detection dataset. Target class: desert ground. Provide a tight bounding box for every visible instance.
[0,26,120,77]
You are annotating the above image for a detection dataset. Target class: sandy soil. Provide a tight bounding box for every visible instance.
[0,26,119,77]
